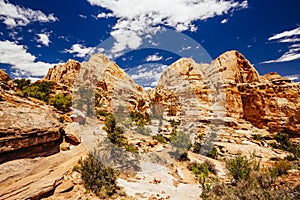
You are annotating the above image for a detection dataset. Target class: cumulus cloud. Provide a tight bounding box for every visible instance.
[97,12,113,19]
[0,0,58,28]
[263,27,300,63]
[145,54,163,62]
[36,32,51,46]
[0,40,55,77]
[126,64,168,88]
[64,44,97,58]
[86,0,248,53]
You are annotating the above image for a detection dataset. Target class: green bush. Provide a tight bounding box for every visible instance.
[271,133,300,160]
[188,160,217,176]
[104,114,138,154]
[152,134,167,144]
[269,159,291,178]
[171,131,191,149]
[135,126,151,136]
[207,146,218,159]
[130,111,151,127]
[49,94,72,112]
[75,152,118,198]
[22,81,54,102]
[14,78,31,90]
[207,171,294,200]
[226,155,252,181]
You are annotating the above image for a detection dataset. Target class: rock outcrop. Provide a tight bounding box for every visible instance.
[44,53,150,115]
[0,89,63,163]
[150,50,300,136]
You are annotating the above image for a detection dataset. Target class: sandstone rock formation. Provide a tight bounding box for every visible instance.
[150,50,300,136]
[44,53,150,115]
[0,88,63,163]
[0,50,299,199]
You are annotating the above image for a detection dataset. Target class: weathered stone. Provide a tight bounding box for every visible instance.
[64,122,81,145]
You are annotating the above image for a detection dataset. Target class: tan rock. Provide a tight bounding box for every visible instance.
[64,122,81,145]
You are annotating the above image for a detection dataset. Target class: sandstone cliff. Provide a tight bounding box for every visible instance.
[44,53,150,115]
[150,50,300,136]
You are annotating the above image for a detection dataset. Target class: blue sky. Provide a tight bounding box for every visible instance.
[0,0,299,85]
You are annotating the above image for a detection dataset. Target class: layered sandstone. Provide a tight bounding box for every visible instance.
[0,89,63,163]
[44,53,150,114]
[150,50,300,136]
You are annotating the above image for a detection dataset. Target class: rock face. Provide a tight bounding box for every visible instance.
[0,69,13,90]
[45,53,150,115]
[44,59,81,86]
[0,88,63,163]
[150,50,300,136]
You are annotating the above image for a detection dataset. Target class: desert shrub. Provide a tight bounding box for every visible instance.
[152,134,167,144]
[207,146,218,159]
[253,134,263,141]
[271,133,300,160]
[188,160,217,176]
[207,171,294,200]
[169,119,180,128]
[130,111,150,127]
[226,154,252,181]
[49,93,72,112]
[170,131,191,149]
[96,110,110,117]
[269,159,291,178]
[14,78,31,90]
[170,131,191,161]
[75,151,118,198]
[23,81,54,102]
[104,114,138,154]
[274,133,290,149]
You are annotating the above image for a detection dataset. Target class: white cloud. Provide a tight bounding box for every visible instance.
[64,44,97,58]
[86,0,248,53]
[0,40,54,77]
[221,19,228,24]
[97,12,113,19]
[0,0,58,28]
[36,33,51,46]
[268,27,300,41]
[284,74,300,82]
[262,47,300,64]
[181,46,192,51]
[278,38,300,43]
[263,27,300,63]
[79,14,87,19]
[126,64,168,88]
[145,54,163,62]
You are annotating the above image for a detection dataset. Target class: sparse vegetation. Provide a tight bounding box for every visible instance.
[104,114,138,154]
[75,151,118,198]
[49,93,72,112]
[152,134,167,143]
[225,154,259,181]
[271,133,300,160]
[268,159,291,178]
[170,131,191,161]
[207,146,218,159]
[130,111,151,127]
[188,160,217,176]
[202,154,295,200]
